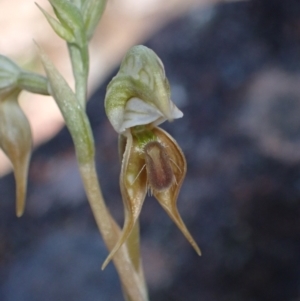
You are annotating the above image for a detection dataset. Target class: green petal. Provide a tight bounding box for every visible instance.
[105,45,183,134]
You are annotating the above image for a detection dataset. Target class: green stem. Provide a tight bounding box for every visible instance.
[79,162,149,301]
[18,72,49,95]
[123,221,148,301]
[68,43,89,108]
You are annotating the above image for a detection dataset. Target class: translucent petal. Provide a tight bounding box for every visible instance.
[120,97,163,131]
[120,97,183,132]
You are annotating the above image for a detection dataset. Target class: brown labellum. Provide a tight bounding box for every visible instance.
[144,141,174,191]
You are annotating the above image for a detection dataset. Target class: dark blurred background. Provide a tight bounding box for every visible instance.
[1,0,300,300]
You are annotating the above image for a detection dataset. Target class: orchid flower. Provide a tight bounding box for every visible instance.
[0,89,32,217]
[0,55,48,217]
[102,45,201,269]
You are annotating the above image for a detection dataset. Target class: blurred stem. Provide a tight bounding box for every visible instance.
[18,72,49,95]
[68,43,89,108]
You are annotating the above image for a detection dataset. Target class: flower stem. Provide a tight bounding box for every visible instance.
[79,161,149,301]
[68,43,89,108]
[18,71,49,95]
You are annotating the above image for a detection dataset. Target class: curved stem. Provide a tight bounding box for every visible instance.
[18,72,49,95]
[79,162,149,301]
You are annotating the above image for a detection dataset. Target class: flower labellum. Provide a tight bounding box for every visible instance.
[144,140,174,192]
[102,126,201,269]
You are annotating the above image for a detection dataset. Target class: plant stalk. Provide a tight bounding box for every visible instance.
[79,161,149,301]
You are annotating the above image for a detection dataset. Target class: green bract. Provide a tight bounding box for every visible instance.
[37,44,94,165]
[49,0,86,47]
[36,3,76,43]
[82,0,107,40]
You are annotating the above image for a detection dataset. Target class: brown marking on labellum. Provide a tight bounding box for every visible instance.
[144,141,174,191]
